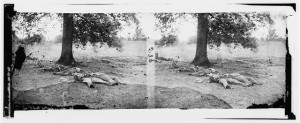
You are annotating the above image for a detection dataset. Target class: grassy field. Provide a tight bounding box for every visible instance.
[12,40,286,109]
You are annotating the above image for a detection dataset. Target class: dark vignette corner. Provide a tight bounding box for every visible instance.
[285,27,295,120]
[4,4,16,117]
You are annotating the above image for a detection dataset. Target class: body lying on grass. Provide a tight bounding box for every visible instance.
[174,65,262,89]
[41,65,124,88]
[175,64,217,74]
[74,72,123,88]
[195,73,263,89]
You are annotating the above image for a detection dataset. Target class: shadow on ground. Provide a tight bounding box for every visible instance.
[13,82,232,110]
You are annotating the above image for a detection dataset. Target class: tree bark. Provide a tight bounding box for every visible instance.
[56,13,76,66]
[191,13,210,66]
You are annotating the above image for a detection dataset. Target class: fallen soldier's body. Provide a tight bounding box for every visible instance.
[74,72,123,88]
[175,64,218,75]
[41,65,124,88]
[187,68,217,76]
[197,73,263,89]
[156,57,172,61]
[41,65,69,72]
[53,67,84,76]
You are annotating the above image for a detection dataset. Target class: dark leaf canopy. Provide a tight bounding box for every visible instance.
[73,13,137,48]
[155,12,274,49]
[12,13,138,47]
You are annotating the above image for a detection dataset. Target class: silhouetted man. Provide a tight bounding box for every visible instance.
[13,44,26,76]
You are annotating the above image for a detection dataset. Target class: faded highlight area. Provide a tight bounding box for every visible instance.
[156,41,287,62]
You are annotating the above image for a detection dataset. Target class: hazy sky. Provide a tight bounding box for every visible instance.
[251,12,287,39]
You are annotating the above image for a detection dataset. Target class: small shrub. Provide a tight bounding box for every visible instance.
[187,35,197,44]
[155,34,178,47]
[24,34,44,45]
[53,35,62,44]
[108,36,124,49]
[133,28,148,41]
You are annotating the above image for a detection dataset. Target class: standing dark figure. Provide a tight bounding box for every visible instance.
[13,45,26,75]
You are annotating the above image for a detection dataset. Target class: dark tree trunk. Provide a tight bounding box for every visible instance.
[56,13,76,66]
[191,13,210,66]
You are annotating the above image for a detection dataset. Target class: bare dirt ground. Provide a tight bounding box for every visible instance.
[12,56,232,109]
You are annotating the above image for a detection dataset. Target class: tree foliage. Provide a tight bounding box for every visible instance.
[154,13,183,36]
[73,13,137,48]
[12,13,138,48]
[154,13,186,46]
[12,13,56,38]
[155,12,274,49]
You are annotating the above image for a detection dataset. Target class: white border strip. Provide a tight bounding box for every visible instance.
[13,4,295,13]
